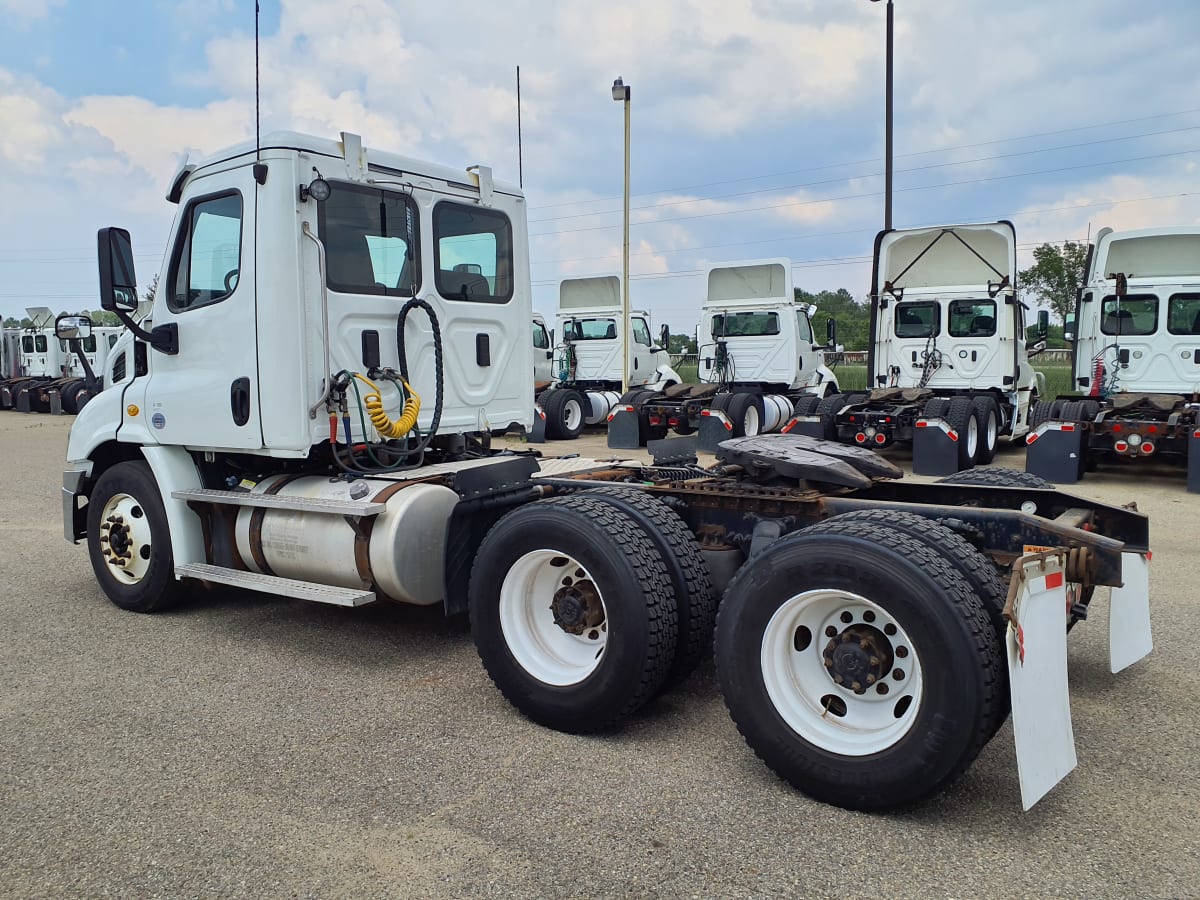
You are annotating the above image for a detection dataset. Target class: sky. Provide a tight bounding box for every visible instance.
[2,0,1199,329]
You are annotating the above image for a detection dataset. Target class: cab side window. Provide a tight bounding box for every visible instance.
[168,191,243,312]
[532,321,550,349]
[795,310,813,343]
[632,318,652,346]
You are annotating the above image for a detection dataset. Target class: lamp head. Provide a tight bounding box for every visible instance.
[611,77,629,102]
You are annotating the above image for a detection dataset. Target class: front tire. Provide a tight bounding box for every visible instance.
[469,496,679,733]
[86,461,186,613]
[715,523,1002,810]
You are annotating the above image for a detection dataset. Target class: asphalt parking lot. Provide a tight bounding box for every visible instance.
[2,414,1197,898]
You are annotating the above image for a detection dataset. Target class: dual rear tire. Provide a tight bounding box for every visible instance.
[468,492,715,733]
[714,515,1004,810]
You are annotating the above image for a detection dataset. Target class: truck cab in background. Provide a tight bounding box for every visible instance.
[795,222,1044,473]
[536,274,680,440]
[611,259,839,448]
[532,312,553,386]
[1026,226,1200,490]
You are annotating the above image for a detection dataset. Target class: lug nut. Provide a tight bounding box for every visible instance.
[866,674,876,684]
[896,646,908,659]
[588,630,600,640]
[876,683,889,695]
[892,668,905,680]
[825,626,838,637]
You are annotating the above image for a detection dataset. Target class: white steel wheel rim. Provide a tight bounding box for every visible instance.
[985,408,998,449]
[744,404,761,435]
[965,414,979,458]
[97,492,154,585]
[760,589,924,756]
[499,549,608,686]
[563,397,583,431]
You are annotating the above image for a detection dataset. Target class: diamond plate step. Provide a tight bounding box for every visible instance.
[172,488,385,517]
[175,563,375,606]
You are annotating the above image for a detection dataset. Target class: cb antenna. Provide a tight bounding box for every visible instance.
[516,65,524,189]
[252,2,266,184]
[255,1,261,160]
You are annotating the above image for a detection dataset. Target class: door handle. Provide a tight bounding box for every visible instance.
[230,377,251,426]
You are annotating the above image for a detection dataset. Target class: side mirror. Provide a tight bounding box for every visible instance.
[826,317,838,347]
[660,323,670,348]
[97,227,138,312]
[1036,309,1049,338]
[1063,313,1075,343]
[549,328,555,346]
[55,314,93,341]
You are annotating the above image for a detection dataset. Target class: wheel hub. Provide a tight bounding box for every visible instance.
[823,625,893,695]
[550,580,605,635]
[101,515,134,566]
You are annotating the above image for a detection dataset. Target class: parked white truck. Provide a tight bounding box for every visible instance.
[609,259,839,449]
[534,274,680,440]
[1026,225,1200,490]
[60,129,1152,813]
[789,222,1047,473]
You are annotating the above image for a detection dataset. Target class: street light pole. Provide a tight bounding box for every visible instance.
[870,0,894,231]
[612,76,632,395]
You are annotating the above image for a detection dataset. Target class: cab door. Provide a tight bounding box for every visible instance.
[794,308,821,387]
[140,170,261,449]
[630,316,656,385]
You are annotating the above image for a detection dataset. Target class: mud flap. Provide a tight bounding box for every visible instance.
[1025,423,1085,483]
[1189,428,1200,494]
[1109,551,1152,674]
[1006,553,1076,811]
[528,403,547,444]
[606,405,641,450]
[698,409,734,453]
[912,418,960,476]
[780,415,825,439]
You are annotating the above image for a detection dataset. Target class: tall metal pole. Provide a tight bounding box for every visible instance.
[613,78,632,395]
[884,0,894,231]
[622,89,632,395]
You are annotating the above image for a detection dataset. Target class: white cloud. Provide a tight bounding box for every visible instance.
[0,0,63,25]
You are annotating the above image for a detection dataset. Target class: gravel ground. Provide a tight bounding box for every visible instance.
[1,414,1197,898]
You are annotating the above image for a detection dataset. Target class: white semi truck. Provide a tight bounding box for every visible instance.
[789,222,1046,473]
[609,259,839,448]
[535,275,680,440]
[1026,226,1200,490]
[60,129,1153,812]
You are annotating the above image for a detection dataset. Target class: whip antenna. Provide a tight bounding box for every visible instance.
[516,65,524,189]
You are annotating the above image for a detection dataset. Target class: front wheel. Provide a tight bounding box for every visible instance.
[469,496,679,733]
[86,461,187,613]
[714,523,1002,810]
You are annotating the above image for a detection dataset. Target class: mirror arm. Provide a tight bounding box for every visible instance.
[114,307,178,355]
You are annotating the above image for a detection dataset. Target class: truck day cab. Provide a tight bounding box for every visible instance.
[61,130,1152,812]
[1026,226,1200,490]
[609,259,839,449]
[535,274,680,440]
[789,223,1046,473]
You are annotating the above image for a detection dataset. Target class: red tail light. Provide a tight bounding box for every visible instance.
[854,433,867,444]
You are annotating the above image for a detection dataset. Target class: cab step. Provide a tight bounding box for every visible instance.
[172,487,385,517]
[175,563,376,606]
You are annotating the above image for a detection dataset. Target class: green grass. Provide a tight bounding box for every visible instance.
[671,360,1076,397]
[829,364,1076,397]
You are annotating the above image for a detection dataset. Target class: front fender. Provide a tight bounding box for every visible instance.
[652,364,684,389]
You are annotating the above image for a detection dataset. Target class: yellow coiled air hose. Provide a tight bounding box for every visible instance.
[354,373,421,439]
